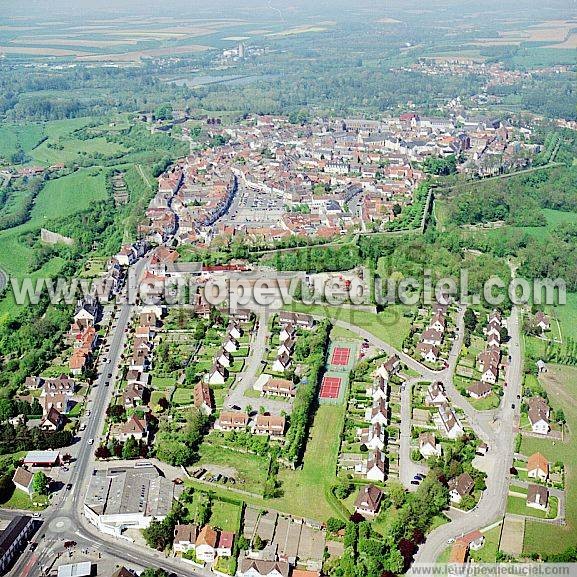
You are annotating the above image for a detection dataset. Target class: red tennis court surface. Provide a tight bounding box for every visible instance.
[331,346,351,366]
[319,376,343,399]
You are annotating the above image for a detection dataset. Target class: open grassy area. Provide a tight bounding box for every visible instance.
[288,303,413,350]
[274,404,345,521]
[196,442,269,496]
[32,168,108,222]
[470,525,502,563]
[1,488,48,511]
[209,500,242,532]
[520,364,577,555]
[0,123,46,162]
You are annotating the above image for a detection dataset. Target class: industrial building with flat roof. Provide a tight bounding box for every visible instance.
[84,463,180,539]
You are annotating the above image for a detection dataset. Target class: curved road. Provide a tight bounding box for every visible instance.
[321,308,523,568]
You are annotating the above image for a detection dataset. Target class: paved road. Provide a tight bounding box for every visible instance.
[410,306,524,569]
[225,311,292,415]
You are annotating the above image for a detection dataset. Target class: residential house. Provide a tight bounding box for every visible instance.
[366,450,386,482]
[354,484,383,517]
[40,407,64,431]
[254,415,286,439]
[367,399,388,426]
[228,321,243,340]
[528,396,550,435]
[277,338,295,357]
[238,559,290,577]
[262,378,296,398]
[73,296,99,328]
[362,422,386,451]
[370,377,388,402]
[69,350,89,376]
[419,432,442,458]
[42,393,73,416]
[194,382,214,416]
[421,328,443,346]
[459,530,485,551]
[479,364,498,385]
[376,354,401,380]
[534,311,550,332]
[216,349,233,368]
[218,411,249,431]
[438,403,464,439]
[417,343,440,363]
[466,381,492,400]
[279,324,295,343]
[426,381,447,406]
[278,311,314,329]
[527,452,549,482]
[429,313,446,333]
[223,337,239,353]
[272,353,291,373]
[448,472,475,504]
[123,382,149,408]
[527,484,549,511]
[12,467,34,496]
[114,415,148,443]
[173,524,198,554]
[208,362,228,385]
[195,525,218,563]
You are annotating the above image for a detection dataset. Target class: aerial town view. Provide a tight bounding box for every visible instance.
[0,1,576,576]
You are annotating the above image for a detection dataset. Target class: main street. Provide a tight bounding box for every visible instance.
[7,254,210,577]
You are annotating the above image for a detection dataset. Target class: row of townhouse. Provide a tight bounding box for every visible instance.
[426,381,465,439]
[417,300,449,363]
[216,411,287,441]
[206,321,244,386]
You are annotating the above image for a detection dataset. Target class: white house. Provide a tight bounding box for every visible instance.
[366,450,386,482]
[528,397,550,435]
[527,453,549,482]
[419,432,442,458]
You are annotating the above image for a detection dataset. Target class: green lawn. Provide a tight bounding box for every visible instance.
[288,303,413,350]
[520,364,577,555]
[507,495,558,520]
[209,500,242,532]
[470,525,502,563]
[195,442,270,496]
[31,169,108,222]
[172,387,194,406]
[0,123,46,161]
[2,488,48,511]
[275,404,345,521]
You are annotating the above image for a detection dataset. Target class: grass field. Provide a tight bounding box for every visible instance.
[288,303,413,350]
[209,500,242,532]
[32,169,108,222]
[507,495,558,520]
[520,364,577,555]
[196,442,269,496]
[275,404,345,521]
[0,123,46,162]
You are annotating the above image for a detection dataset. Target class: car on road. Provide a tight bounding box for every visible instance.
[88,438,94,445]
[66,483,72,490]
[447,538,455,544]
[511,403,515,409]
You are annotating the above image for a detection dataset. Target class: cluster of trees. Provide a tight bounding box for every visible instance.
[0,176,45,232]
[154,408,209,466]
[282,320,331,463]
[0,422,72,456]
[269,244,360,274]
[423,155,458,176]
[222,430,270,456]
[143,499,186,551]
[326,474,449,577]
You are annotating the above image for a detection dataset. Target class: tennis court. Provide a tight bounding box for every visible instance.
[327,341,357,372]
[331,346,351,366]
[319,375,343,399]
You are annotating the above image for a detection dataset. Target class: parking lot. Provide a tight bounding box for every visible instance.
[221,183,285,227]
